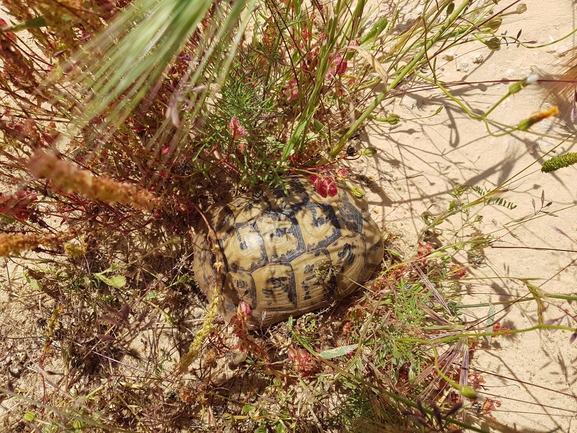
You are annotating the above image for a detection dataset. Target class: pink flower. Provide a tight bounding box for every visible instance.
[228,116,249,137]
[284,79,299,103]
[237,301,251,317]
[326,53,347,79]
[288,347,319,377]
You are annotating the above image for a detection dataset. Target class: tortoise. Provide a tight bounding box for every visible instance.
[192,175,384,328]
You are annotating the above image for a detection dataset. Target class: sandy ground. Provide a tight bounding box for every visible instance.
[363,0,577,431]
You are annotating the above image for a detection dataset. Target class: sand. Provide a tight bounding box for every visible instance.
[363,0,577,430]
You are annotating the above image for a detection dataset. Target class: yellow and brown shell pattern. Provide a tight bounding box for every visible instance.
[193,175,384,328]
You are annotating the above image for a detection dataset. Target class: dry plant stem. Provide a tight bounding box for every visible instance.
[179,207,225,372]
[330,0,470,158]
[427,64,566,141]
[0,232,74,256]
[27,150,161,210]
[0,387,132,433]
[396,320,577,395]
[432,324,577,343]
[455,280,577,305]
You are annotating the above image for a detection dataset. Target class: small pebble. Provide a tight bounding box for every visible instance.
[504,69,516,79]
[472,54,484,64]
[192,307,205,319]
[456,59,470,72]
[442,52,455,61]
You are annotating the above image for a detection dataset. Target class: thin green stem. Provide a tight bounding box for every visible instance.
[331,0,472,158]
[289,319,487,432]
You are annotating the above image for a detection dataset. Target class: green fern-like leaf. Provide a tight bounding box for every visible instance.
[486,197,517,210]
[470,185,487,197]
[541,152,577,173]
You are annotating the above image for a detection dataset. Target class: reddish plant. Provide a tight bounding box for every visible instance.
[0,190,38,221]
[309,173,338,198]
[287,346,319,377]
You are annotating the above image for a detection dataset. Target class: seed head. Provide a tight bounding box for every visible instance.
[28,150,161,210]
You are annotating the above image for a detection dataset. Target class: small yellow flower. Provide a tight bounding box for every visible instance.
[518,106,559,131]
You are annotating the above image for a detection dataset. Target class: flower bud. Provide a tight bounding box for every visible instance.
[237,301,251,317]
[359,147,377,157]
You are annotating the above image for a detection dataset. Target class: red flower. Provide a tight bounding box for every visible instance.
[335,168,349,179]
[417,242,434,259]
[309,174,338,198]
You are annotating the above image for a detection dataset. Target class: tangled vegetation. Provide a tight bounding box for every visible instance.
[1,0,576,432]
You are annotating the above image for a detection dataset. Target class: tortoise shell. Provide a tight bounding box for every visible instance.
[192,175,384,328]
